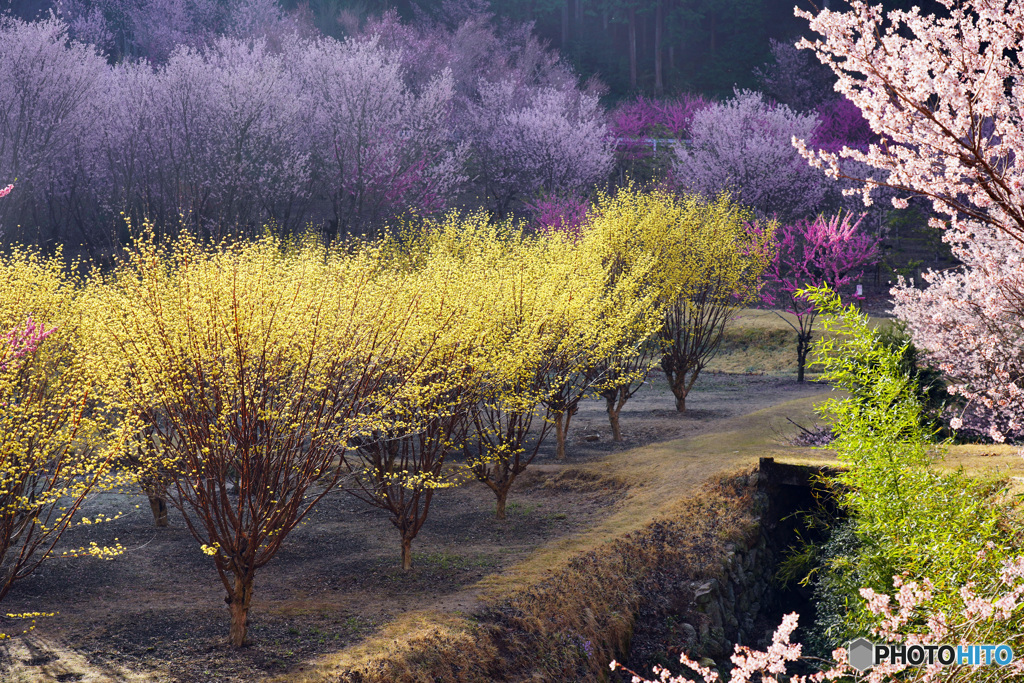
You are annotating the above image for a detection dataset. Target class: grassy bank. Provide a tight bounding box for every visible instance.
[280,394,837,682]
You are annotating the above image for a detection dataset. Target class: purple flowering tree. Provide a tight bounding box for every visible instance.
[810,96,877,155]
[0,15,107,246]
[466,81,613,214]
[289,34,465,236]
[674,90,831,223]
[362,9,612,215]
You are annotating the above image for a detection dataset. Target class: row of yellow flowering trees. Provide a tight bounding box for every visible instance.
[0,187,772,647]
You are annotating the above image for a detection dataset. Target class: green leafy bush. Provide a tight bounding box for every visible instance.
[803,287,1019,642]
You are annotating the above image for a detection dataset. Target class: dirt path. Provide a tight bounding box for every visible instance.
[0,372,834,683]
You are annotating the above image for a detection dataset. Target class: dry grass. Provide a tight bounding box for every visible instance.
[281,394,838,683]
[707,308,896,376]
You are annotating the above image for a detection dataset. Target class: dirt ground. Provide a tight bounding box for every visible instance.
[0,370,831,683]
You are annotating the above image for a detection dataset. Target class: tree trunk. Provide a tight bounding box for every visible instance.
[562,0,569,46]
[797,333,811,383]
[401,536,413,571]
[606,396,623,442]
[147,494,168,527]
[628,8,637,90]
[654,2,664,94]
[228,575,254,647]
[674,392,686,412]
[495,489,508,520]
[555,410,567,460]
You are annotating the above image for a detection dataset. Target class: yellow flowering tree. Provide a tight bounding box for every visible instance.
[0,249,124,628]
[344,258,491,570]
[658,194,773,412]
[583,187,774,414]
[401,212,658,516]
[84,233,416,647]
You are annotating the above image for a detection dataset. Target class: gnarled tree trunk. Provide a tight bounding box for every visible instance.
[147,493,168,527]
[228,575,254,647]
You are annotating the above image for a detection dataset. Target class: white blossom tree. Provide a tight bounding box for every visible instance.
[674,90,830,222]
[795,0,1024,440]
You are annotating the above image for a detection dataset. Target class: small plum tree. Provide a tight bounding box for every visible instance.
[0,248,126,621]
[85,233,420,647]
[764,212,879,382]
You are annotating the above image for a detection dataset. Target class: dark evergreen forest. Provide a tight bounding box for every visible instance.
[6,0,950,100]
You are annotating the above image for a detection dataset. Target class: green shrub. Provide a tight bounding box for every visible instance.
[802,287,1019,641]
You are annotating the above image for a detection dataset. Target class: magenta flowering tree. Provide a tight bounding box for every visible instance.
[0,317,55,374]
[765,212,880,382]
[524,194,590,239]
[609,94,711,162]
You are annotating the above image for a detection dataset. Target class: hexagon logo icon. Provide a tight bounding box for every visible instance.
[848,638,875,672]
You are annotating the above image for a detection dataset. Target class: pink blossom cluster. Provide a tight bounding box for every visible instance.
[766,212,879,309]
[791,0,1024,442]
[0,317,56,373]
[613,554,1024,683]
[610,612,842,683]
[524,194,590,239]
[891,225,1024,442]
[793,0,1024,230]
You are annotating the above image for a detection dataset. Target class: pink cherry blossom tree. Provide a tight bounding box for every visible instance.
[794,0,1024,440]
[765,212,880,382]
